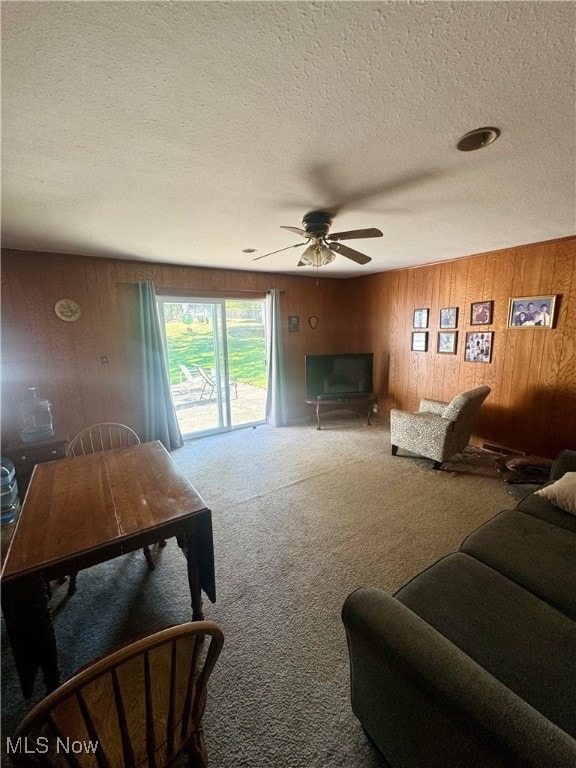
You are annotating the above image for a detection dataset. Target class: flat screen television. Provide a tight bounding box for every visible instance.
[305,353,374,401]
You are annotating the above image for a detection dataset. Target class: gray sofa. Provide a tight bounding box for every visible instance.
[342,450,576,768]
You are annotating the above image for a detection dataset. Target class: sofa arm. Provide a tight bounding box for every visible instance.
[342,587,576,768]
[550,449,576,482]
[418,398,449,415]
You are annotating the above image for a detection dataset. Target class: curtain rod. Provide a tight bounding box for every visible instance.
[115,282,285,294]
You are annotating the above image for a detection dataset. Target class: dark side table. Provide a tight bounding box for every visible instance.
[3,435,68,498]
[306,395,376,430]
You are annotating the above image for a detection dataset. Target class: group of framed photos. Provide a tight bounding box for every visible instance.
[410,294,557,363]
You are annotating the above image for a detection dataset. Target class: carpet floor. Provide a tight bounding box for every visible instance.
[1,417,513,767]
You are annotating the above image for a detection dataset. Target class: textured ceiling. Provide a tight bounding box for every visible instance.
[1,1,575,277]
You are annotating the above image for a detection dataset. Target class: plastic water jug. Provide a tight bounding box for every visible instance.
[18,387,55,442]
[1,458,19,525]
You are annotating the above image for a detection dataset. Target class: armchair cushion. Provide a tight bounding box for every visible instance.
[418,398,449,416]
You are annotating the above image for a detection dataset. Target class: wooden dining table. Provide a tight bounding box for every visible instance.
[1,440,216,699]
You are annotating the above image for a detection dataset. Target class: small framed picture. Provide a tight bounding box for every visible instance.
[411,331,428,352]
[470,301,493,326]
[437,331,458,354]
[413,308,429,328]
[439,307,458,329]
[507,295,557,328]
[464,331,493,363]
[288,315,299,332]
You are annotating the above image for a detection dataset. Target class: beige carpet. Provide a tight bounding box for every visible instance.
[1,417,513,767]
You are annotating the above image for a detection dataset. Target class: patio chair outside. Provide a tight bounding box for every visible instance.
[196,364,238,400]
[179,364,238,401]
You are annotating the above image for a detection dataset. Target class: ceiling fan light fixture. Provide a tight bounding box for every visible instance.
[300,239,335,267]
[257,211,379,266]
[456,127,501,152]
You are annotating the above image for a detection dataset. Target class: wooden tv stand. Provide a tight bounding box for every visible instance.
[306,395,375,430]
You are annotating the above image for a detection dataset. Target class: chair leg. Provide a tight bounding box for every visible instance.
[68,573,77,596]
[186,727,208,768]
[143,545,155,571]
[391,444,398,456]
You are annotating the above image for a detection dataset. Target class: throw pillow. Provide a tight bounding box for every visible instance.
[535,472,576,514]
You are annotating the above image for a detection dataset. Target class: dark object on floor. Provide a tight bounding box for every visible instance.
[494,453,554,484]
[342,449,576,768]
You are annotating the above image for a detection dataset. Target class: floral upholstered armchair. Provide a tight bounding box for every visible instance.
[390,386,491,469]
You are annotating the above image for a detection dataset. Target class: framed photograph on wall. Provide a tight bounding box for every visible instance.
[437,331,458,354]
[288,315,300,332]
[470,300,493,326]
[464,331,493,363]
[411,331,428,352]
[439,307,458,329]
[507,295,557,328]
[413,308,429,328]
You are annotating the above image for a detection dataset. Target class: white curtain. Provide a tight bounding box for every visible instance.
[137,281,184,450]
[265,289,288,426]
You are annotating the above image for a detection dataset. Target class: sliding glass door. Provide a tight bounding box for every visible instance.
[158,297,267,438]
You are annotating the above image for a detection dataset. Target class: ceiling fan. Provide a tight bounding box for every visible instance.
[253,211,383,267]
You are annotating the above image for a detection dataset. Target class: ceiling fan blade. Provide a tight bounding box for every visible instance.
[329,242,372,265]
[302,162,441,215]
[328,228,383,241]
[280,225,309,237]
[252,242,307,261]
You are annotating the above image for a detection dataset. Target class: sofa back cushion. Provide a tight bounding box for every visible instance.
[395,553,576,738]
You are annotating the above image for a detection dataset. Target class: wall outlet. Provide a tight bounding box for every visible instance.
[372,403,378,413]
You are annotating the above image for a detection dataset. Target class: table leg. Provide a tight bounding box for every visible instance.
[180,533,204,621]
[366,402,373,426]
[1,573,60,698]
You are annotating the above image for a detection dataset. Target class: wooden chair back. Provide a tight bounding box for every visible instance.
[11,622,224,768]
[67,423,141,458]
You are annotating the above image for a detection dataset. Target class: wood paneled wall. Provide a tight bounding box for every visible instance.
[2,236,575,457]
[0,250,349,444]
[346,237,576,457]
